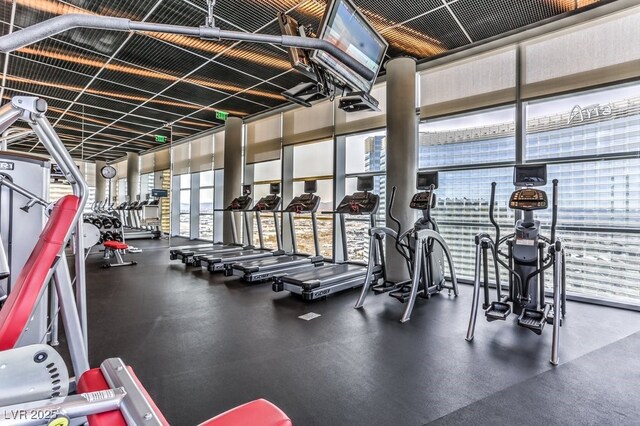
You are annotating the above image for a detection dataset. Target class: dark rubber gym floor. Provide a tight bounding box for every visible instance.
[83,238,640,425]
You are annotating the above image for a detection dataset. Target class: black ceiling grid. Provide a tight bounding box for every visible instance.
[450,0,572,42]
[0,0,607,161]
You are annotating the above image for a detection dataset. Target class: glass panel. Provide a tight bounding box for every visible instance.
[200,170,214,187]
[292,179,333,259]
[199,215,214,240]
[419,106,516,169]
[428,168,514,283]
[199,187,214,214]
[293,140,333,178]
[524,82,640,305]
[525,82,640,160]
[117,178,127,202]
[345,130,386,174]
[180,190,190,214]
[180,174,191,189]
[179,214,190,237]
[254,159,282,182]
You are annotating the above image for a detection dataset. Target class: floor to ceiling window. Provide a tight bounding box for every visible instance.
[292,140,334,259]
[179,174,191,237]
[525,81,640,304]
[344,129,386,262]
[198,171,214,240]
[252,159,282,250]
[419,106,517,283]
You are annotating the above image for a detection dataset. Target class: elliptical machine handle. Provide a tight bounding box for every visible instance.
[426,184,435,228]
[551,179,559,243]
[388,186,402,237]
[489,182,500,245]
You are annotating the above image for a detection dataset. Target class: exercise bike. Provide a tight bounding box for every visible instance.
[465,164,567,365]
[355,172,458,322]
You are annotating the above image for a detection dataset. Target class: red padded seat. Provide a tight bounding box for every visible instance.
[199,399,292,426]
[103,241,128,250]
[0,195,79,350]
[78,368,291,426]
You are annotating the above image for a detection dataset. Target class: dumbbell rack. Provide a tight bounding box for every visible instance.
[83,213,124,244]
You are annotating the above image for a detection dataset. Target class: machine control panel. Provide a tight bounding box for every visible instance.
[410,191,436,210]
[509,188,548,211]
[253,194,282,211]
[227,186,253,211]
[336,191,379,215]
[285,193,320,213]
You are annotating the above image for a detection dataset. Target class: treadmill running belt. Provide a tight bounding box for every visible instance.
[282,263,366,286]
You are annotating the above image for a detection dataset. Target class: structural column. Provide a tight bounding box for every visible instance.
[126,152,140,202]
[223,117,243,243]
[95,160,107,202]
[385,57,417,282]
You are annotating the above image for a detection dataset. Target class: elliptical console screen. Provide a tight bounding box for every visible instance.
[311,0,388,93]
[514,164,547,187]
[416,172,438,190]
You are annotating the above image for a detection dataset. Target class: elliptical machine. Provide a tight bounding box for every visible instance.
[355,172,458,322]
[465,164,567,365]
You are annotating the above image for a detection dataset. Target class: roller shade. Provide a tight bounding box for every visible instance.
[283,101,334,146]
[190,134,214,172]
[335,83,387,135]
[213,131,225,170]
[74,161,96,187]
[140,152,154,174]
[154,149,170,172]
[172,143,190,175]
[246,114,282,164]
[84,162,96,187]
[113,160,127,179]
[420,47,516,119]
[522,7,640,99]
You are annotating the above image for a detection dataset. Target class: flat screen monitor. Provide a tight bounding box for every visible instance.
[416,172,438,190]
[242,184,252,196]
[270,183,281,195]
[311,0,388,94]
[514,164,547,187]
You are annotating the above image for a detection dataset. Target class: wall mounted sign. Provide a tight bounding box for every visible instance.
[568,103,613,125]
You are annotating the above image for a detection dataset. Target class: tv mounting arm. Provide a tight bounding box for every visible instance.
[0,13,375,82]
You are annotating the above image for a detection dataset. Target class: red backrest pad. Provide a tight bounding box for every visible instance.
[0,195,79,350]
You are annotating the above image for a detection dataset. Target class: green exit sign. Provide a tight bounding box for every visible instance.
[216,110,229,121]
[155,135,167,143]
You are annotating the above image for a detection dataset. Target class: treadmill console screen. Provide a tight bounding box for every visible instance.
[304,180,318,194]
[356,176,374,192]
[270,182,281,195]
[514,164,546,187]
[416,171,438,190]
[509,188,548,211]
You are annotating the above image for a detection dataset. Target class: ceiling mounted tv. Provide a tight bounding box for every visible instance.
[311,0,388,94]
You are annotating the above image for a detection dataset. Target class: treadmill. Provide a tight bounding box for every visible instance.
[273,176,385,300]
[230,180,325,282]
[169,185,252,264]
[196,183,287,272]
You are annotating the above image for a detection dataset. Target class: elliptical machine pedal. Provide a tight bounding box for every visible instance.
[518,306,550,335]
[485,301,511,322]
